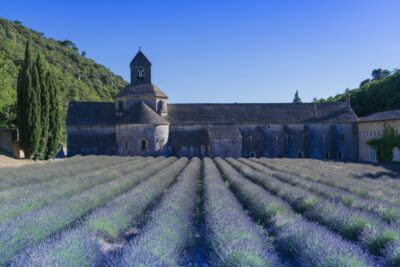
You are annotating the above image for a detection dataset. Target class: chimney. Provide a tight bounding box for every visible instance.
[345,89,351,108]
[313,103,318,118]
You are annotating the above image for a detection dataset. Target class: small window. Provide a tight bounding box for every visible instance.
[249,152,256,157]
[273,136,278,142]
[320,135,324,141]
[264,152,269,158]
[370,149,377,162]
[337,152,342,159]
[325,152,330,159]
[298,152,303,158]
[247,136,253,142]
[137,67,145,80]
[158,138,164,150]
[141,140,147,151]
[339,134,345,141]
[157,100,165,112]
[124,140,128,150]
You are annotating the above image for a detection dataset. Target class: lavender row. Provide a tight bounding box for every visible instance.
[10,157,188,266]
[215,158,374,267]
[0,157,176,265]
[227,158,400,262]
[120,157,201,266]
[243,158,400,223]
[0,157,142,203]
[0,158,152,223]
[202,158,281,267]
[0,155,132,191]
[261,158,400,205]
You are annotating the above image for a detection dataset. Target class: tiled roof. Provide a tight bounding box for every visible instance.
[117,101,169,125]
[166,102,357,125]
[116,83,168,98]
[66,102,115,126]
[67,101,358,127]
[359,109,400,122]
[130,51,151,66]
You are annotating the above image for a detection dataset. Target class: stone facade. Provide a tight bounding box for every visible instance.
[0,128,20,158]
[66,50,361,160]
[358,110,400,162]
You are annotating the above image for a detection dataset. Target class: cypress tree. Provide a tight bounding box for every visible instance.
[17,41,42,158]
[46,73,61,159]
[36,53,50,159]
[17,41,32,154]
[28,63,42,159]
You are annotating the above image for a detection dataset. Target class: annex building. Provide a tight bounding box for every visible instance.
[66,51,359,160]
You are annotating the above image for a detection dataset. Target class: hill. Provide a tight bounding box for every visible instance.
[0,18,127,135]
[316,69,400,117]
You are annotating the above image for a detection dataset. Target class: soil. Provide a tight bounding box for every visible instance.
[0,153,46,168]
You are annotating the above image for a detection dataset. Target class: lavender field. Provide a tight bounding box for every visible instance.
[0,156,399,266]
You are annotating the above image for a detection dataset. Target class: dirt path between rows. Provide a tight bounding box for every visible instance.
[0,155,46,168]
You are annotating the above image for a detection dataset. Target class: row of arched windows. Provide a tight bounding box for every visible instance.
[122,138,165,152]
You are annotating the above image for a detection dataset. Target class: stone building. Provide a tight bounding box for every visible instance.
[66,50,359,160]
[358,110,400,162]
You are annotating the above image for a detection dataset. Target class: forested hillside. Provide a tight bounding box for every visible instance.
[0,18,127,131]
[316,69,400,117]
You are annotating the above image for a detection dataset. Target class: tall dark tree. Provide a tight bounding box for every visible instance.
[46,73,61,159]
[17,42,30,152]
[371,69,391,80]
[292,90,302,103]
[17,41,39,158]
[36,53,50,159]
[29,62,42,159]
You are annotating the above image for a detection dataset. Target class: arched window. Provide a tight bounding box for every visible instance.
[249,152,256,157]
[158,138,164,150]
[137,67,145,80]
[157,100,165,112]
[141,139,147,152]
[124,140,128,150]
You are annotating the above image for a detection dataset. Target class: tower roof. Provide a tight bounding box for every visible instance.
[116,83,168,98]
[130,50,151,66]
[117,101,169,125]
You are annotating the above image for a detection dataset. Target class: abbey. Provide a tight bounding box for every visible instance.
[66,50,359,160]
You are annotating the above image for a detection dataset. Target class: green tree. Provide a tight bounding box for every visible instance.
[371,68,391,80]
[46,73,61,159]
[0,54,16,128]
[17,41,42,159]
[367,125,400,162]
[17,41,32,156]
[36,53,50,159]
[292,90,302,103]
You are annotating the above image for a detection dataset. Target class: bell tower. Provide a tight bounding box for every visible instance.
[130,48,151,85]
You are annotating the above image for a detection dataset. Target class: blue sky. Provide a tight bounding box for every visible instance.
[1,0,400,103]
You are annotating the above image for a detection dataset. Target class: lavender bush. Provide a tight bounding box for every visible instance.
[202,158,281,267]
[244,158,400,223]
[227,158,399,256]
[0,156,130,191]
[0,157,176,265]
[9,157,188,266]
[216,158,374,267]
[120,157,201,266]
[0,157,153,222]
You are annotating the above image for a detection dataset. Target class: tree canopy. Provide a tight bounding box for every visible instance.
[0,18,127,140]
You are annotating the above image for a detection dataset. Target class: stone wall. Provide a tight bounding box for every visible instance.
[0,128,19,157]
[116,124,169,156]
[67,126,116,156]
[358,119,400,162]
